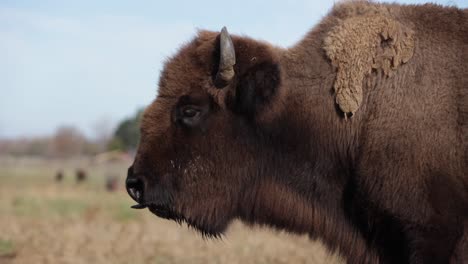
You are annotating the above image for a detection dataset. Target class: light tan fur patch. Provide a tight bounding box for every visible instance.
[324,13,415,115]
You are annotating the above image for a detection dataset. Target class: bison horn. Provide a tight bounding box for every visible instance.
[215,26,236,88]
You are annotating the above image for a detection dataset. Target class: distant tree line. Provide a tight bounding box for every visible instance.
[0,126,100,158]
[0,108,144,157]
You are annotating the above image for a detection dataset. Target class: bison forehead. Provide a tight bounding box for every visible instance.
[156,31,229,108]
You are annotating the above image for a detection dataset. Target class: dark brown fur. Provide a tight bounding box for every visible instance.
[128,2,468,263]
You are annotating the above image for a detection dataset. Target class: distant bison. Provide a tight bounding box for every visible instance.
[126,2,467,263]
[55,170,64,182]
[75,169,87,183]
[105,175,119,192]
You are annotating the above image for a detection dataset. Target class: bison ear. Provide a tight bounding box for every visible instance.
[228,62,281,116]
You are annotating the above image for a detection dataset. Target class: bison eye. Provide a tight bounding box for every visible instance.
[182,107,199,118]
[177,105,203,127]
[175,94,213,128]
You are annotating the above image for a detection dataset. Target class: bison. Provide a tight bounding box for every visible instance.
[126,2,467,263]
[55,170,64,182]
[75,168,87,183]
[105,175,119,192]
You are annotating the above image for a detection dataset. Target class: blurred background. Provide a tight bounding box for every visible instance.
[1,0,466,263]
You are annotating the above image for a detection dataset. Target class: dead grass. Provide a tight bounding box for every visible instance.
[0,157,343,264]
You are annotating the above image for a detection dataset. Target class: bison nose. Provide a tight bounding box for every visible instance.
[126,177,144,202]
[126,166,145,204]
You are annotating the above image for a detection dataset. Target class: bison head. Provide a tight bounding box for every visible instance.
[126,27,297,237]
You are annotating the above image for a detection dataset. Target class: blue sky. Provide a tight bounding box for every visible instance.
[1,0,467,138]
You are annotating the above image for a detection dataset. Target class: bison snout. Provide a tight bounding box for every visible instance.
[126,166,145,205]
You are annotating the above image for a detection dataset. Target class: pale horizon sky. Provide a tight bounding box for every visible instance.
[1,0,467,139]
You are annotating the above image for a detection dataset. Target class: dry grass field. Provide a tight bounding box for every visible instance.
[0,157,342,264]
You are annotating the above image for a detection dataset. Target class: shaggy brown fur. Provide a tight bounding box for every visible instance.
[324,9,415,115]
[126,1,468,263]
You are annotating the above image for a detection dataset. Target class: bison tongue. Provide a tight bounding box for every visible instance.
[131,204,147,209]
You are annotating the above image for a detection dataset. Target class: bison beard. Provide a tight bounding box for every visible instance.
[126,2,468,264]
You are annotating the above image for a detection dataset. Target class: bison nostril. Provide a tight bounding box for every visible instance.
[126,177,144,203]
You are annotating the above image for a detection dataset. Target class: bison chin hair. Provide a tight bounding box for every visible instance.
[146,199,233,239]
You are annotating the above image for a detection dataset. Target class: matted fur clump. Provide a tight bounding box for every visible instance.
[324,5,415,115]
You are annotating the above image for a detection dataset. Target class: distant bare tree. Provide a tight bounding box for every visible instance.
[50,126,85,158]
[92,116,114,153]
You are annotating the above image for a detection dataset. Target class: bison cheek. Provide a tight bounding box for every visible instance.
[173,181,237,234]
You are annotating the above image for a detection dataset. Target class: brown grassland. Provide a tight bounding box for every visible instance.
[0,157,342,264]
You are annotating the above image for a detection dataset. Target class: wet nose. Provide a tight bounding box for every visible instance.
[126,166,144,203]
